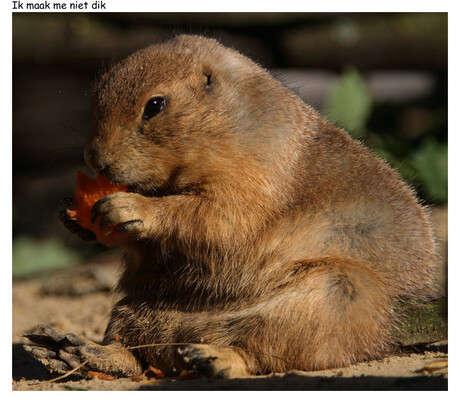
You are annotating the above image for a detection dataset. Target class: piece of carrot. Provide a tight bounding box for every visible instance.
[178,369,195,379]
[66,171,128,246]
[145,365,165,378]
[88,371,117,381]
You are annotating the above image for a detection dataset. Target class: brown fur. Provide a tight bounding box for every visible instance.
[74,35,436,377]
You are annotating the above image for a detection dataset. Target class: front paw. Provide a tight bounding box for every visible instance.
[58,198,96,242]
[91,192,150,239]
[177,344,249,379]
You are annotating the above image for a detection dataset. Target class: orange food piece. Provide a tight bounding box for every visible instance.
[131,373,147,382]
[131,366,165,382]
[88,371,117,381]
[178,369,195,379]
[66,171,128,246]
[145,365,165,379]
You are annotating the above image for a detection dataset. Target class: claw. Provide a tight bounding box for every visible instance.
[65,333,87,347]
[58,209,68,220]
[24,324,68,350]
[58,210,80,234]
[23,333,58,348]
[61,197,73,207]
[23,344,56,359]
[47,358,72,373]
[115,220,143,233]
[178,345,217,375]
[62,219,81,232]
[40,324,67,341]
[58,350,82,369]
[98,214,113,230]
[76,228,97,242]
[91,196,109,223]
[23,344,71,374]
[58,209,76,222]
[58,210,96,241]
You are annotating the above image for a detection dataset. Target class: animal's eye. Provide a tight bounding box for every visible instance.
[142,97,166,121]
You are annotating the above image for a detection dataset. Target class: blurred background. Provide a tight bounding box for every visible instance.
[12,12,447,279]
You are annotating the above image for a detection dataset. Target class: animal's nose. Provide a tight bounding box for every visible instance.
[84,143,110,175]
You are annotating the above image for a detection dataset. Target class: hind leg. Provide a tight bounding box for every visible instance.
[24,324,142,377]
[95,256,394,378]
[280,256,393,370]
[173,256,393,375]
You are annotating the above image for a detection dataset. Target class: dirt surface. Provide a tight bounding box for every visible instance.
[12,259,448,391]
[12,207,448,391]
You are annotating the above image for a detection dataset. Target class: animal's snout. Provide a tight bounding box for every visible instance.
[84,141,111,175]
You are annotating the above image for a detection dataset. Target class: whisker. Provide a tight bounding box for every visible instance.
[61,123,88,138]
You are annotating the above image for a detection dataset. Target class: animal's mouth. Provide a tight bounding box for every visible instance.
[100,172,169,198]
[103,165,189,199]
[128,180,199,199]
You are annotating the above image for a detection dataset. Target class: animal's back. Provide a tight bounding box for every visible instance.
[284,118,437,299]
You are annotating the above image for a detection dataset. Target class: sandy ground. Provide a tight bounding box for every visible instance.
[12,207,448,391]
[12,257,448,391]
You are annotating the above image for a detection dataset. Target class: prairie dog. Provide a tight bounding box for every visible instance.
[27,35,436,379]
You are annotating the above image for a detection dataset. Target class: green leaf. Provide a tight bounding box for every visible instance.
[323,67,373,138]
[408,138,448,204]
[12,236,81,277]
[63,385,88,391]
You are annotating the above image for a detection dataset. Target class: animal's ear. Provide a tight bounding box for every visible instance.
[202,64,213,90]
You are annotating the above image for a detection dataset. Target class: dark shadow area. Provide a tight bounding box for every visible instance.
[137,373,447,391]
[14,342,447,391]
[12,344,80,383]
[399,341,448,355]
